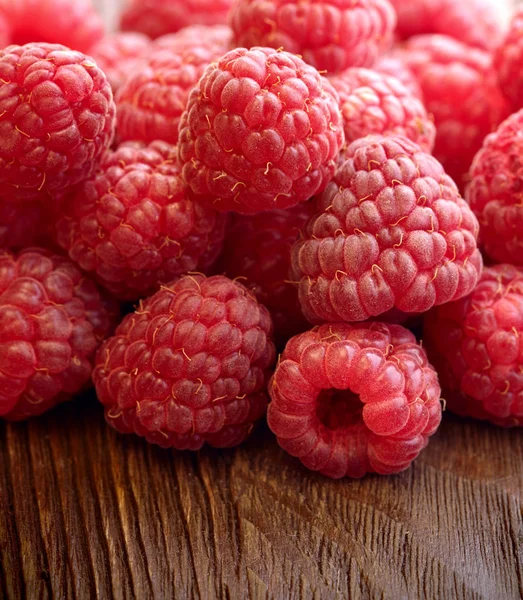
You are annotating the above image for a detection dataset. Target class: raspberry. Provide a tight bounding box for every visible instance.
[0,248,118,421]
[0,43,116,202]
[90,33,150,94]
[0,0,104,53]
[115,27,230,145]
[0,12,9,47]
[120,0,233,39]
[55,140,226,302]
[291,135,482,324]
[0,198,51,250]
[494,7,523,111]
[93,274,276,450]
[215,202,314,344]
[268,322,442,478]
[395,35,510,187]
[178,47,344,214]
[466,110,523,266]
[230,0,396,74]
[152,25,232,53]
[424,264,523,428]
[374,55,422,98]
[389,0,507,51]
[329,68,435,153]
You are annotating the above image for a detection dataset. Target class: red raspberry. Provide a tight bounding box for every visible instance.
[329,68,435,153]
[90,33,150,94]
[215,202,315,344]
[0,0,104,53]
[389,0,506,51]
[494,7,523,111]
[0,43,116,202]
[115,27,230,145]
[178,47,344,214]
[0,198,51,250]
[94,274,276,450]
[0,248,118,421]
[55,141,226,302]
[230,0,396,74]
[291,135,482,324]
[424,264,523,428]
[374,55,422,98]
[152,25,232,53]
[394,35,510,187]
[268,322,442,478]
[466,110,523,266]
[120,0,233,39]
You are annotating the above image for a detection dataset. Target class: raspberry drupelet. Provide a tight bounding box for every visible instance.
[424,265,523,428]
[494,8,523,111]
[55,141,226,302]
[466,110,523,266]
[291,135,482,324]
[0,248,118,421]
[94,274,276,450]
[0,43,116,202]
[329,68,435,153]
[178,47,344,214]
[229,0,397,74]
[268,322,442,478]
[115,26,230,145]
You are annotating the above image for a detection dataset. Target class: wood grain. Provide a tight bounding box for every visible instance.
[0,394,521,600]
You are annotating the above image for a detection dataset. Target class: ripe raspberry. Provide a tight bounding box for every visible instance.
[329,68,435,153]
[494,7,523,111]
[90,33,150,94]
[0,0,104,53]
[424,264,523,428]
[215,202,314,344]
[230,0,396,74]
[152,25,232,53]
[394,35,510,187]
[0,43,116,202]
[55,141,226,302]
[115,27,230,145]
[94,274,276,450]
[0,198,51,249]
[292,135,482,324]
[389,0,507,51]
[374,55,422,98]
[120,0,233,39]
[178,47,344,214]
[268,322,442,478]
[0,248,118,421]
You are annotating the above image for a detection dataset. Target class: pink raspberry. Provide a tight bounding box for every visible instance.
[389,0,507,51]
[178,47,344,214]
[394,35,510,187]
[0,0,104,53]
[374,55,422,98]
[94,274,276,450]
[90,33,150,94]
[230,0,396,74]
[424,264,523,428]
[55,141,226,302]
[0,198,51,249]
[115,27,230,145]
[329,68,435,153]
[268,322,442,478]
[494,7,523,111]
[0,43,116,202]
[0,248,118,421]
[291,135,482,324]
[215,202,315,344]
[120,0,234,39]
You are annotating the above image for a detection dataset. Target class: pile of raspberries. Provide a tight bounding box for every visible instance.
[0,0,521,480]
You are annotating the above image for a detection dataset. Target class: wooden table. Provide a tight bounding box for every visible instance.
[0,395,521,599]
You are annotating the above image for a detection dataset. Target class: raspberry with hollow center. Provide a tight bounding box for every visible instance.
[465,109,523,266]
[494,7,523,111]
[0,248,118,421]
[291,135,482,324]
[178,47,344,214]
[94,274,276,450]
[268,322,442,478]
[424,264,523,428]
[329,68,435,153]
[0,43,116,202]
[230,0,396,74]
[55,140,226,302]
